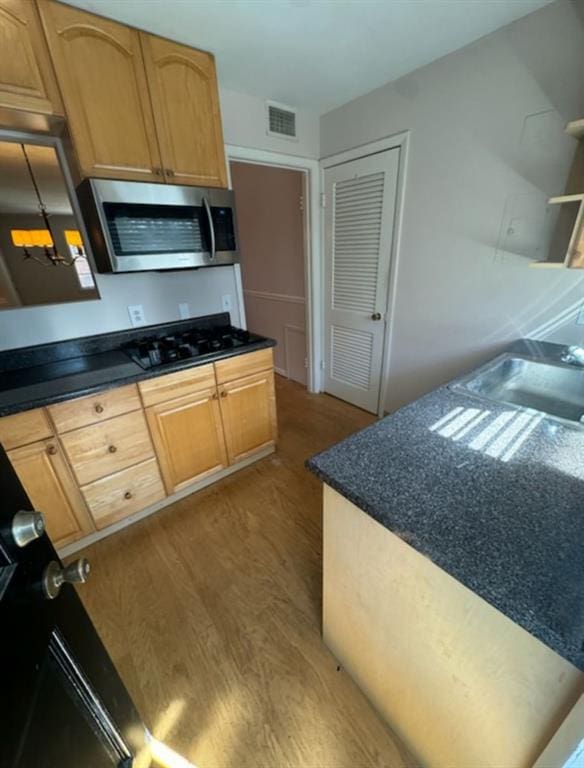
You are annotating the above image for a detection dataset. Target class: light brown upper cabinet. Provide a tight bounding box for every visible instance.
[0,0,62,114]
[38,0,163,182]
[140,33,227,188]
[37,1,227,187]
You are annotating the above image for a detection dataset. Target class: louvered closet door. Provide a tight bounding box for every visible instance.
[324,149,399,413]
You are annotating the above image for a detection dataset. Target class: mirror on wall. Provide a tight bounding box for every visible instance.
[0,136,100,310]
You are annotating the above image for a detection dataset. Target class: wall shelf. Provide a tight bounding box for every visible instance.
[530,121,584,268]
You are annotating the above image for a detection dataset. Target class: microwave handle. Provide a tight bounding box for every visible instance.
[202,196,216,260]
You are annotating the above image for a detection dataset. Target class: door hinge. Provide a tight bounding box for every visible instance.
[320,193,326,208]
[299,195,304,212]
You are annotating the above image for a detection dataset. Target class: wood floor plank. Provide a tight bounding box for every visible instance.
[74,376,416,767]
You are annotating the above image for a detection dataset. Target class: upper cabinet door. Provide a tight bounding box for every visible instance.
[0,0,62,114]
[141,33,227,188]
[38,1,163,182]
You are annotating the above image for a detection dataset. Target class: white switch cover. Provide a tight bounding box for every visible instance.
[577,301,584,326]
[178,302,190,319]
[221,294,232,313]
[128,304,146,327]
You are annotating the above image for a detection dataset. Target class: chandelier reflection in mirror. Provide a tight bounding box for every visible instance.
[10,144,77,268]
[0,136,99,309]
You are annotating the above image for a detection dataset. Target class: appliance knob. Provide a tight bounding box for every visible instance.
[12,510,45,548]
[43,558,90,600]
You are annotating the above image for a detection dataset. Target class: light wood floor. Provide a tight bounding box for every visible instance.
[78,376,416,768]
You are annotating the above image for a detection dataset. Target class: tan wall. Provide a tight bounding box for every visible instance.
[231,161,307,384]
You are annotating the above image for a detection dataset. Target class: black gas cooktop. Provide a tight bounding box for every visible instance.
[122,324,259,370]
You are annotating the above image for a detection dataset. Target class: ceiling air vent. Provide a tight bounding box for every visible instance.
[266,101,297,141]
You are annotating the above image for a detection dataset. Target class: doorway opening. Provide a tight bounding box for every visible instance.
[229,159,310,388]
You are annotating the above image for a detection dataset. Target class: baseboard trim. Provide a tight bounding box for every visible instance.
[58,445,276,558]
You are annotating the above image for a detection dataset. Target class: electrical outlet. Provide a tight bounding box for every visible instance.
[577,301,584,326]
[221,294,232,313]
[178,302,190,319]
[127,304,146,327]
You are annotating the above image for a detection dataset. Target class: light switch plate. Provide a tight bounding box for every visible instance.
[577,301,584,326]
[178,302,190,319]
[128,304,146,327]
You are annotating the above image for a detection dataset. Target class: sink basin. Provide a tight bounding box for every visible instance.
[451,354,584,427]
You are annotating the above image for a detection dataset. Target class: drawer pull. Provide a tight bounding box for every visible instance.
[94,404,104,414]
[124,490,133,500]
[108,445,117,454]
[47,444,58,456]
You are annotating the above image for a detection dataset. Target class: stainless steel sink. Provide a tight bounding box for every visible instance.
[451,354,584,427]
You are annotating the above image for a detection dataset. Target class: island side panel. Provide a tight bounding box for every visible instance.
[322,484,584,768]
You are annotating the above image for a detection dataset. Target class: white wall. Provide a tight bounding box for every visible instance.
[320,0,584,412]
[0,268,241,350]
[220,87,320,159]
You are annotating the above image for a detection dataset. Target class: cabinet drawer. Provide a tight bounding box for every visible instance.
[0,408,53,450]
[138,363,216,407]
[48,384,142,433]
[82,458,165,530]
[61,410,154,485]
[214,348,274,385]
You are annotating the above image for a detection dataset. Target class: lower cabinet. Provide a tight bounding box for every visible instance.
[145,387,228,494]
[81,457,166,530]
[0,348,277,549]
[7,438,93,547]
[219,370,278,464]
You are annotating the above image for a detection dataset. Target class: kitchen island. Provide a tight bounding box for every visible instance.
[307,339,584,768]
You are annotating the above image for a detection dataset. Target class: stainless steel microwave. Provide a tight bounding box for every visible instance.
[77,178,240,273]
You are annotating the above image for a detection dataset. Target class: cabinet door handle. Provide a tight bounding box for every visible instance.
[165,168,175,177]
[212,392,218,400]
[124,491,133,500]
[108,445,117,454]
[94,403,104,414]
[47,444,58,456]
[153,167,163,176]
[220,390,228,398]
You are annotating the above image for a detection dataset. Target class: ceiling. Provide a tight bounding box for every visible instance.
[65,0,553,114]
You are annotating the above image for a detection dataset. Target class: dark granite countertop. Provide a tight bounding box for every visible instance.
[0,313,275,416]
[307,339,584,671]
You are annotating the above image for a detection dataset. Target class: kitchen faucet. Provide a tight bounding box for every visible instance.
[560,345,584,366]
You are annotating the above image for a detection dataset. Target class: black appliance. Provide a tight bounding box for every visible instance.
[123,324,262,370]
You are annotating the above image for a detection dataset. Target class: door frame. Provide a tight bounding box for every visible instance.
[320,131,410,417]
[225,144,321,393]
